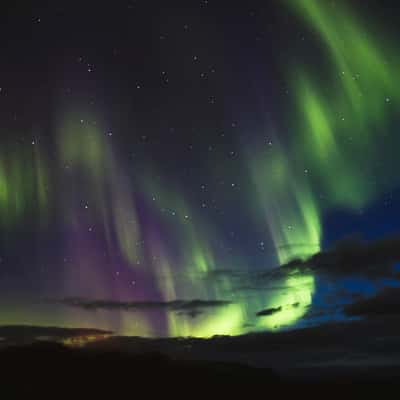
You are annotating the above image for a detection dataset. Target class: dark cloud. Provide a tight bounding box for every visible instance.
[256,306,282,316]
[278,235,400,278]
[50,298,233,313]
[0,325,112,345]
[176,309,204,318]
[256,303,305,317]
[0,325,111,338]
[344,287,400,317]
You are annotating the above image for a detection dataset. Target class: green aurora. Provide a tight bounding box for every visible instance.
[0,0,399,336]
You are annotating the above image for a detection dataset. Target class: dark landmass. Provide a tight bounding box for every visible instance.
[1,341,280,396]
[3,319,400,395]
[0,340,397,397]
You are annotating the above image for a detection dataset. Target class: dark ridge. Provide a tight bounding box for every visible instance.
[2,341,400,397]
[1,341,279,395]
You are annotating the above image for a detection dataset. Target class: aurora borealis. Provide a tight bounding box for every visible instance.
[1,0,400,338]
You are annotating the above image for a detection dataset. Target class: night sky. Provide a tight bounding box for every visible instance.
[1,0,400,337]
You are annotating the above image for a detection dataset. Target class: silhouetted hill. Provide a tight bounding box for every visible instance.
[1,341,279,396]
[3,322,400,396]
[2,341,400,397]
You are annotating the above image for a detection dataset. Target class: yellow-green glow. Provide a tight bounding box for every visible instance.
[0,162,9,210]
[0,145,49,227]
[251,145,321,265]
[59,118,108,179]
[287,0,400,210]
[120,312,153,337]
[256,273,315,330]
[295,76,374,210]
[168,304,245,337]
[289,0,397,127]
[299,79,337,158]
